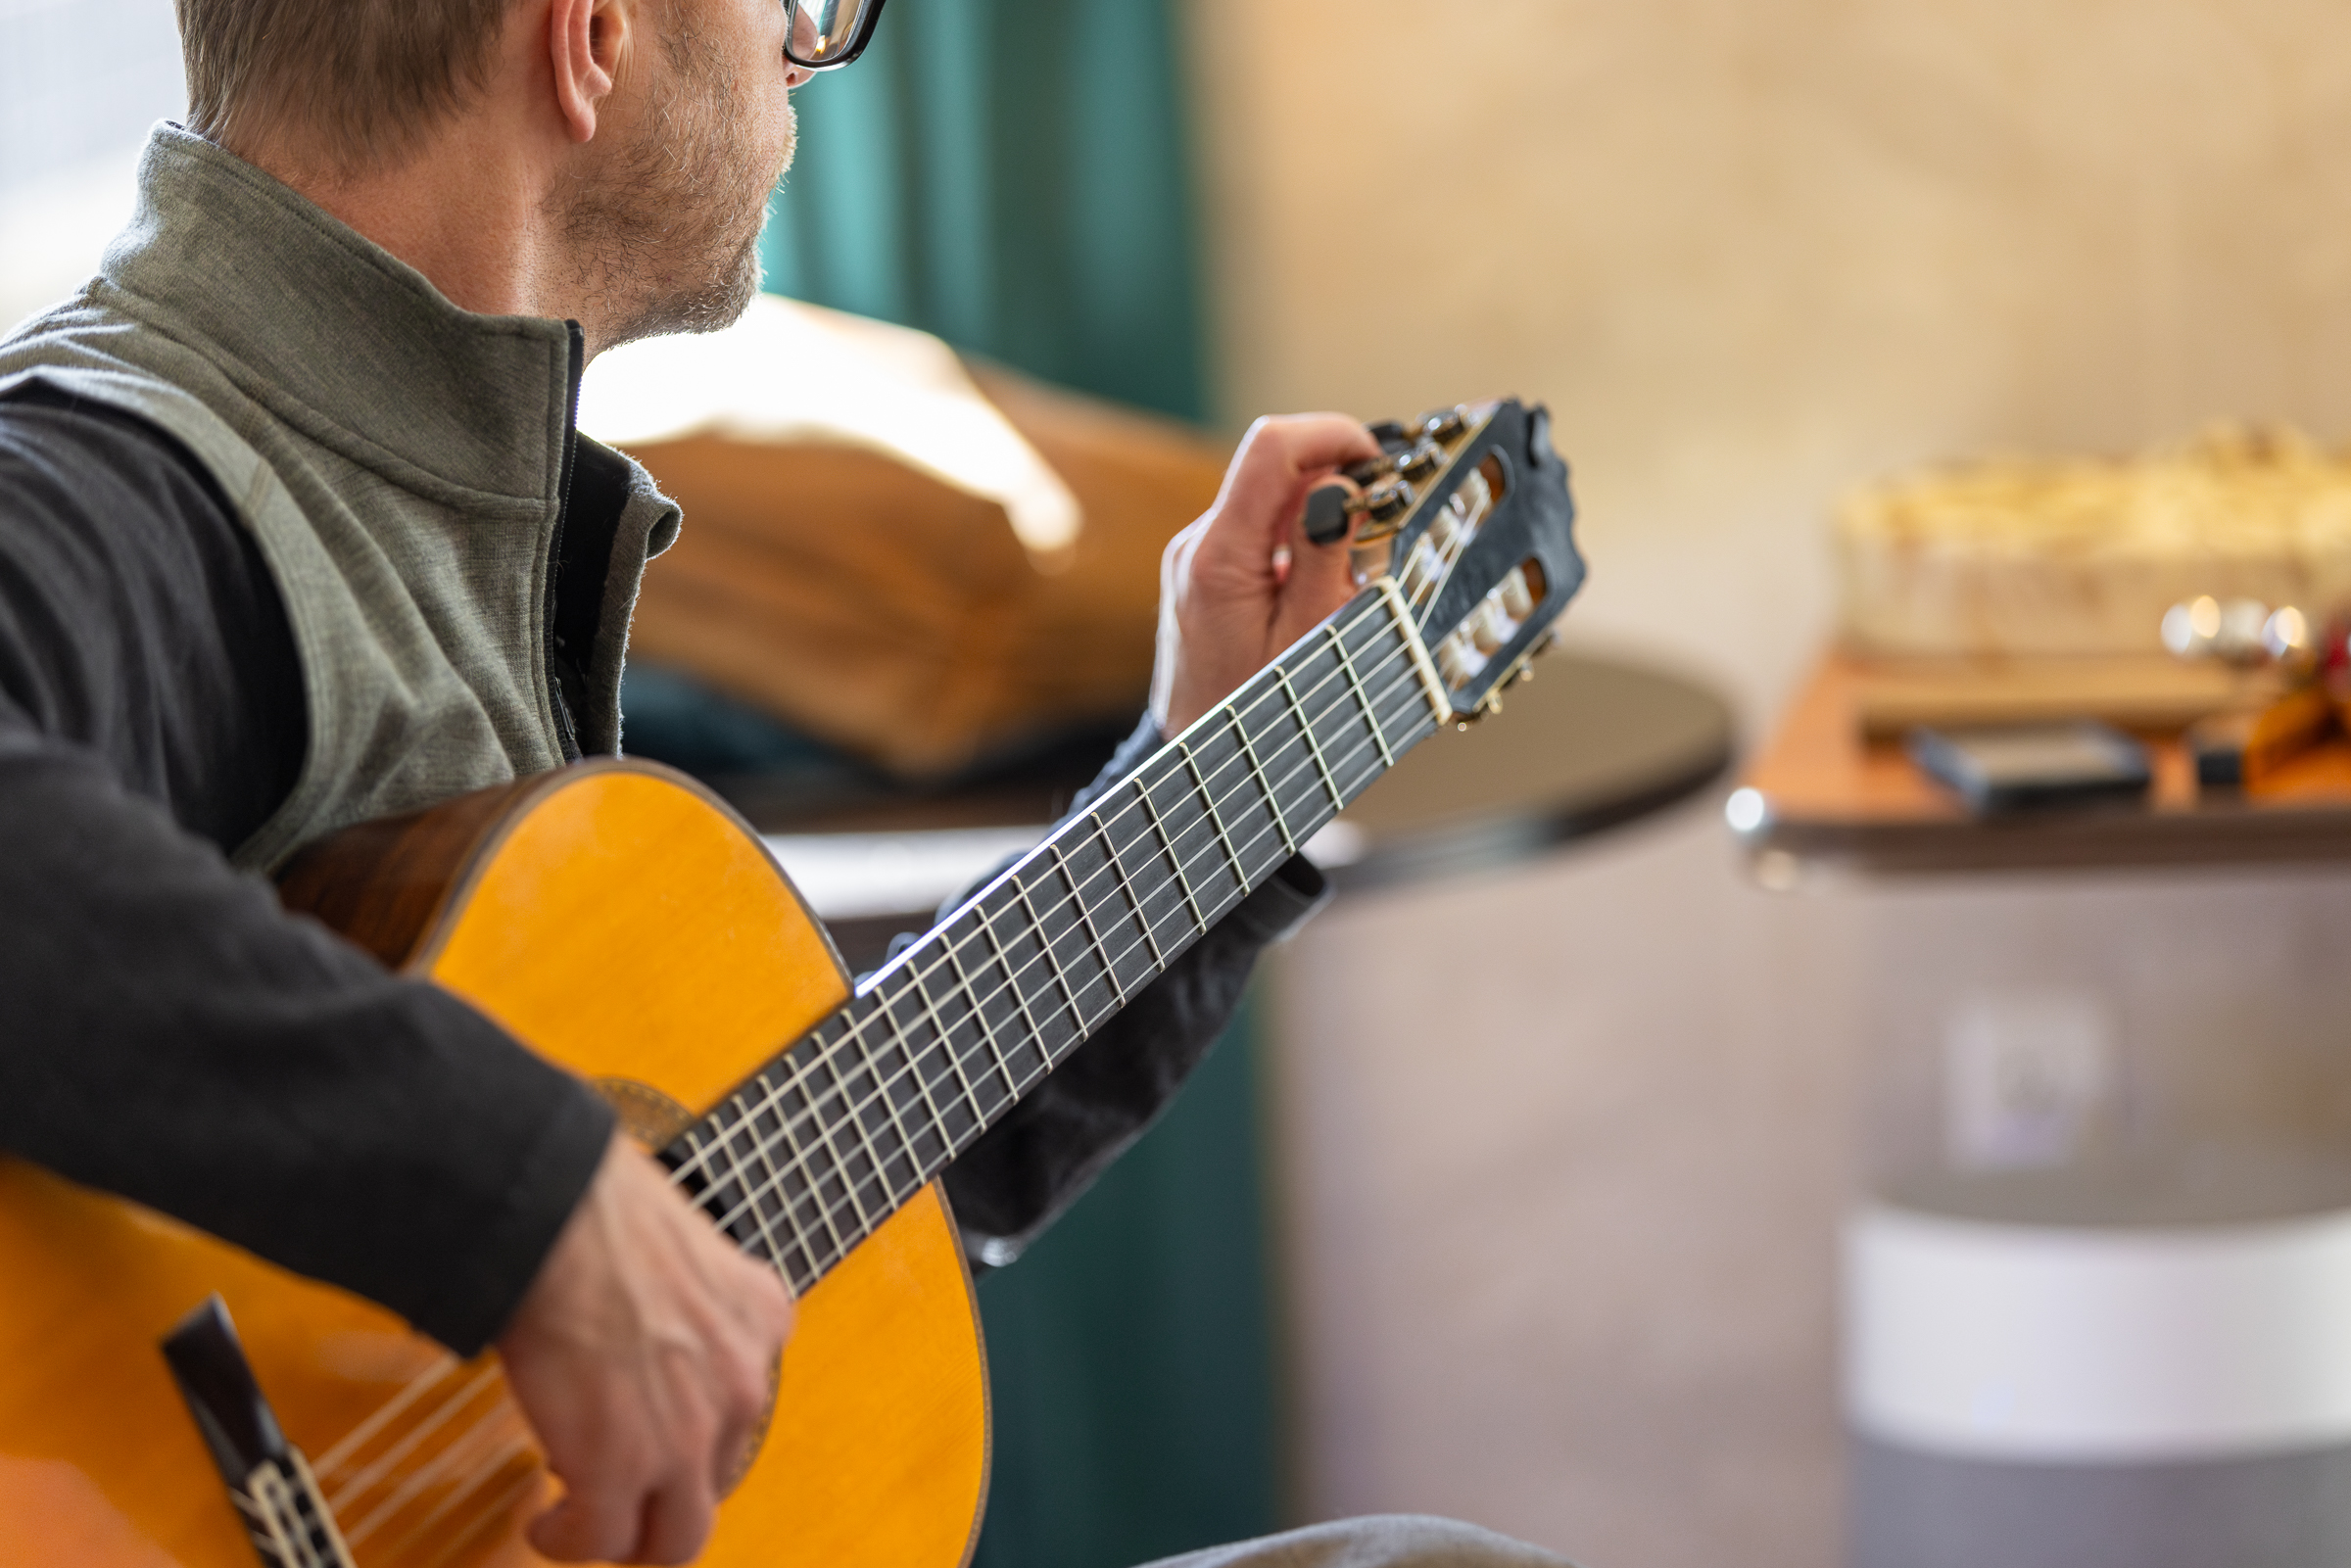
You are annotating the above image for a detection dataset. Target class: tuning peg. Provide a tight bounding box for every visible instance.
[1417,406,1466,444]
[1396,442,1443,481]
[1365,480,1415,523]
[1349,479,1417,544]
[1367,419,1412,453]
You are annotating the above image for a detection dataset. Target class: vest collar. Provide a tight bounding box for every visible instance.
[100,124,574,514]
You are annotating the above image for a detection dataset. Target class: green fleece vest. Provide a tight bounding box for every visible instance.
[0,125,681,872]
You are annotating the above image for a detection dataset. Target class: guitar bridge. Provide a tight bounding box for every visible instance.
[162,1296,358,1568]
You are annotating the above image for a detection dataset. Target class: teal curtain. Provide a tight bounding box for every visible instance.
[762,10,1282,1565]
[761,0,1206,420]
[974,994,1282,1568]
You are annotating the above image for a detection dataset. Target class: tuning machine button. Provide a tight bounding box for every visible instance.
[1306,477,1418,546]
[1416,406,1465,444]
[1360,479,1415,530]
[1302,483,1353,546]
[1344,453,1398,487]
[1396,441,1442,481]
[1367,419,1412,453]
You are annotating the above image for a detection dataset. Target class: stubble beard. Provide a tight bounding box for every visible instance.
[556,11,796,350]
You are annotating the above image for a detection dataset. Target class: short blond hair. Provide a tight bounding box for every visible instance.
[176,0,514,169]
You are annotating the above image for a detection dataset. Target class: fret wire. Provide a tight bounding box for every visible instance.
[1134,770,1207,933]
[901,965,988,1134]
[797,1054,877,1238]
[747,1052,825,1256]
[1278,665,1347,811]
[1262,689,1334,836]
[977,899,1053,1083]
[1094,811,1171,977]
[725,1087,793,1268]
[1231,709,1307,865]
[867,994,957,1174]
[940,917,1022,1101]
[1222,712,1294,859]
[1178,737,1251,891]
[1186,749,1253,914]
[1049,838,1127,1007]
[848,1016,923,1196]
[825,1043,898,1227]
[720,1116,841,1263]
[1012,871,1087,1041]
[1304,643,1373,809]
[1328,621,1393,768]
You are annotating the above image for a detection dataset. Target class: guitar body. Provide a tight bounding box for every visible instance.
[0,760,989,1567]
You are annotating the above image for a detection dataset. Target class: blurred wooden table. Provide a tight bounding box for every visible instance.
[1734,653,2351,876]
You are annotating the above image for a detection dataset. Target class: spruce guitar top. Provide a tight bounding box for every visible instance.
[0,400,1581,1566]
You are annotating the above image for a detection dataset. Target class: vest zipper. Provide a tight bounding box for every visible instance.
[544,322,586,763]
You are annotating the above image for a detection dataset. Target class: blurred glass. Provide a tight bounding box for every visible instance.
[785,0,886,69]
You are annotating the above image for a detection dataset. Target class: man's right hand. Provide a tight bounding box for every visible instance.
[497,1130,796,1565]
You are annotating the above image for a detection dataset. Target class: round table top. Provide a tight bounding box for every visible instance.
[757,646,1734,968]
[1316,646,1736,891]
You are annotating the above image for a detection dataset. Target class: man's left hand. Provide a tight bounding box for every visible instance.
[1151,413,1384,737]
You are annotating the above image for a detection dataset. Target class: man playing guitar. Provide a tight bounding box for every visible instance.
[0,0,1573,1562]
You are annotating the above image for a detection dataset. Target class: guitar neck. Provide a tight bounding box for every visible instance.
[659,579,1451,1293]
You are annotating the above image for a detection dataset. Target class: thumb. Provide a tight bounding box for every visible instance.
[1205,413,1382,558]
[527,1487,637,1564]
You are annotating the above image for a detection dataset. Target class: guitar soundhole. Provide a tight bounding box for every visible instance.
[595,1077,698,1146]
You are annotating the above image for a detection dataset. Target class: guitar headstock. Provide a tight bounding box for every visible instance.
[1330,399,1585,723]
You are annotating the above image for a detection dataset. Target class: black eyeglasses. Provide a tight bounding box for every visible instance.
[783,0,888,71]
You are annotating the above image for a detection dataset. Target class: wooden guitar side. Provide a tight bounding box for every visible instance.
[0,760,989,1567]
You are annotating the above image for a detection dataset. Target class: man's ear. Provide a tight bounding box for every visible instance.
[550,0,631,143]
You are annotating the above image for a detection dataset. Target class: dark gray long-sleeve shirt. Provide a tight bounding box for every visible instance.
[0,381,1319,1353]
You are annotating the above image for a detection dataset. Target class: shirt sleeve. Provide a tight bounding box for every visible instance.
[941,712,1329,1268]
[0,390,613,1356]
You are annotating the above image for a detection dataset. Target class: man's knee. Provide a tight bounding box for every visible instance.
[1140,1513,1579,1568]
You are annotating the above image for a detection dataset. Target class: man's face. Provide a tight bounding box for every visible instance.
[558,0,802,349]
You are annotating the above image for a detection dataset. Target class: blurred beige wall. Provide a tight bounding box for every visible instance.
[1187,4,2351,1565]
[1192,0,2351,711]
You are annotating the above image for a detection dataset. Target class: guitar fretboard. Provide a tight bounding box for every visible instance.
[661,582,1447,1293]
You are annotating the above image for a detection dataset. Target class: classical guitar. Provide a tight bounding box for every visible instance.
[0,399,1583,1567]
